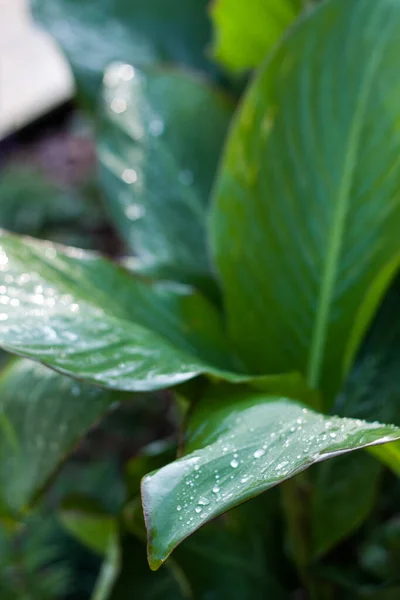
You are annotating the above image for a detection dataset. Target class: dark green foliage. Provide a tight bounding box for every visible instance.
[1,0,400,597]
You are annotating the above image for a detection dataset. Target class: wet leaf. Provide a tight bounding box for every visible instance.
[142,386,400,569]
[99,66,233,294]
[211,0,400,404]
[0,232,243,391]
[211,0,303,71]
[31,0,216,106]
[0,359,125,514]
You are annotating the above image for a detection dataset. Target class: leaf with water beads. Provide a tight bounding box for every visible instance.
[0,358,126,514]
[0,231,242,391]
[98,64,233,296]
[142,386,400,569]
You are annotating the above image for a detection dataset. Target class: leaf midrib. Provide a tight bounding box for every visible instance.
[306,38,383,390]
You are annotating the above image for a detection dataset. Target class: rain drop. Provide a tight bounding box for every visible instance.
[119,64,135,81]
[111,98,127,114]
[149,118,164,136]
[253,448,265,459]
[122,168,137,184]
[212,486,220,494]
[176,505,182,512]
[195,507,202,514]
[125,204,145,220]
[230,459,239,468]
[198,497,209,506]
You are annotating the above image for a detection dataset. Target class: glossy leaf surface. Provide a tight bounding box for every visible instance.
[0,359,125,513]
[211,0,400,403]
[142,387,400,569]
[211,0,302,71]
[0,232,245,390]
[31,0,215,105]
[99,66,233,291]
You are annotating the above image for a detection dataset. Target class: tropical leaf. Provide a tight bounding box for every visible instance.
[142,385,400,569]
[0,232,244,391]
[0,359,125,514]
[31,0,216,106]
[310,452,381,557]
[211,0,303,71]
[211,0,400,405]
[98,65,233,294]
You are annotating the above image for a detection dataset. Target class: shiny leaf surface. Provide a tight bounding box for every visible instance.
[142,386,400,569]
[31,0,215,105]
[211,0,400,404]
[99,66,233,292]
[211,0,302,71]
[0,232,242,391]
[0,359,125,513]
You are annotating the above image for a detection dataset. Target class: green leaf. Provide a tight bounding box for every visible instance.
[60,511,117,557]
[0,231,243,391]
[174,519,288,600]
[141,386,400,569]
[211,0,400,404]
[310,452,381,557]
[338,276,400,426]
[360,517,400,583]
[0,358,125,513]
[98,66,233,294]
[109,536,189,600]
[309,274,400,555]
[31,0,216,106]
[211,0,303,72]
[0,164,107,250]
[60,509,120,600]
[337,275,400,473]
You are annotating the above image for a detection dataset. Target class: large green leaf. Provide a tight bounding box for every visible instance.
[141,386,400,569]
[173,519,288,600]
[211,0,400,404]
[337,275,400,427]
[336,274,400,472]
[109,536,189,600]
[310,452,381,557]
[98,66,233,293]
[31,0,216,106]
[0,359,125,514]
[0,231,244,391]
[310,274,400,556]
[211,0,303,71]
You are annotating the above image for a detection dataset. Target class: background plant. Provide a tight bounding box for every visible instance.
[0,0,400,598]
